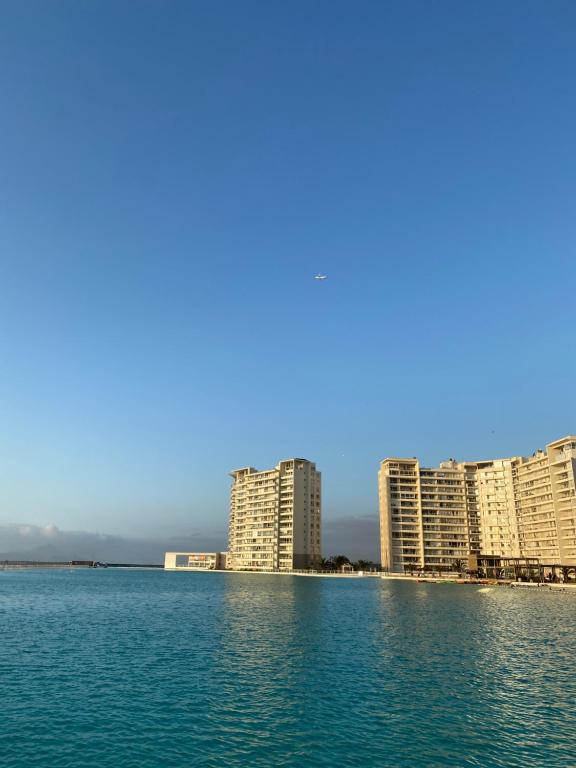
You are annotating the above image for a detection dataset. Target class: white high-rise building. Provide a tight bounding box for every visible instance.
[228,458,321,571]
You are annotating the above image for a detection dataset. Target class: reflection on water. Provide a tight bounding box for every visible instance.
[1,570,575,767]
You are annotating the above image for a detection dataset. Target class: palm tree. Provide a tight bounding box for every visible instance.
[332,555,351,570]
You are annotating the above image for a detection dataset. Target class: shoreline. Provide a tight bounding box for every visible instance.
[380,573,576,590]
[165,568,576,589]
[165,568,379,578]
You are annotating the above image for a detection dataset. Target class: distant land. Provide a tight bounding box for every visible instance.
[0,517,380,564]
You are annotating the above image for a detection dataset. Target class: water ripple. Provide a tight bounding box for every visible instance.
[1,571,575,767]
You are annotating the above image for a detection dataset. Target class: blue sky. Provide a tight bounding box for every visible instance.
[0,1,574,546]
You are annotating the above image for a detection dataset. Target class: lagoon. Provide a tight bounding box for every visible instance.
[1,569,575,767]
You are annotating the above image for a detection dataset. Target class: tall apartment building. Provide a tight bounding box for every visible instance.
[379,436,576,572]
[512,437,576,564]
[379,458,472,573]
[228,459,321,571]
[475,460,519,558]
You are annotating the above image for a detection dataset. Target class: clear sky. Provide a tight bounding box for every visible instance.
[0,1,574,546]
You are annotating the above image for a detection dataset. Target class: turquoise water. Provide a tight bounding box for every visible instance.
[1,570,576,767]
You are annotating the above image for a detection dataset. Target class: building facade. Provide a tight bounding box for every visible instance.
[512,436,576,564]
[379,458,472,573]
[379,436,576,572]
[228,459,321,571]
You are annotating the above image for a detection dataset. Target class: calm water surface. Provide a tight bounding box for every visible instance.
[1,570,575,767]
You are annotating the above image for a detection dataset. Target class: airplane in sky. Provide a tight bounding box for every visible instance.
[314,274,327,280]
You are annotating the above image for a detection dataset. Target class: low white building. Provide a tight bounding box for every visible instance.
[164,552,228,571]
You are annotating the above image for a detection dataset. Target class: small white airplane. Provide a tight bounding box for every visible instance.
[314,274,327,280]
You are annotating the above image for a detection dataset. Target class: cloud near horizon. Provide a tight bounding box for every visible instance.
[0,516,380,564]
[0,524,226,564]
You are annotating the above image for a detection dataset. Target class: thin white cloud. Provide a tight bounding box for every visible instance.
[0,523,226,564]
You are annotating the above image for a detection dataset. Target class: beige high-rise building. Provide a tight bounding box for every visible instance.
[512,437,576,563]
[475,460,519,558]
[378,458,472,573]
[379,436,576,572]
[228,458,321,571]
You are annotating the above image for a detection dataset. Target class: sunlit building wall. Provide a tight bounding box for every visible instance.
[228,459,321,571]
[378,458,471,573]
[475,460,520,558]
[512,437,576,563]
[379,436,576,572]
